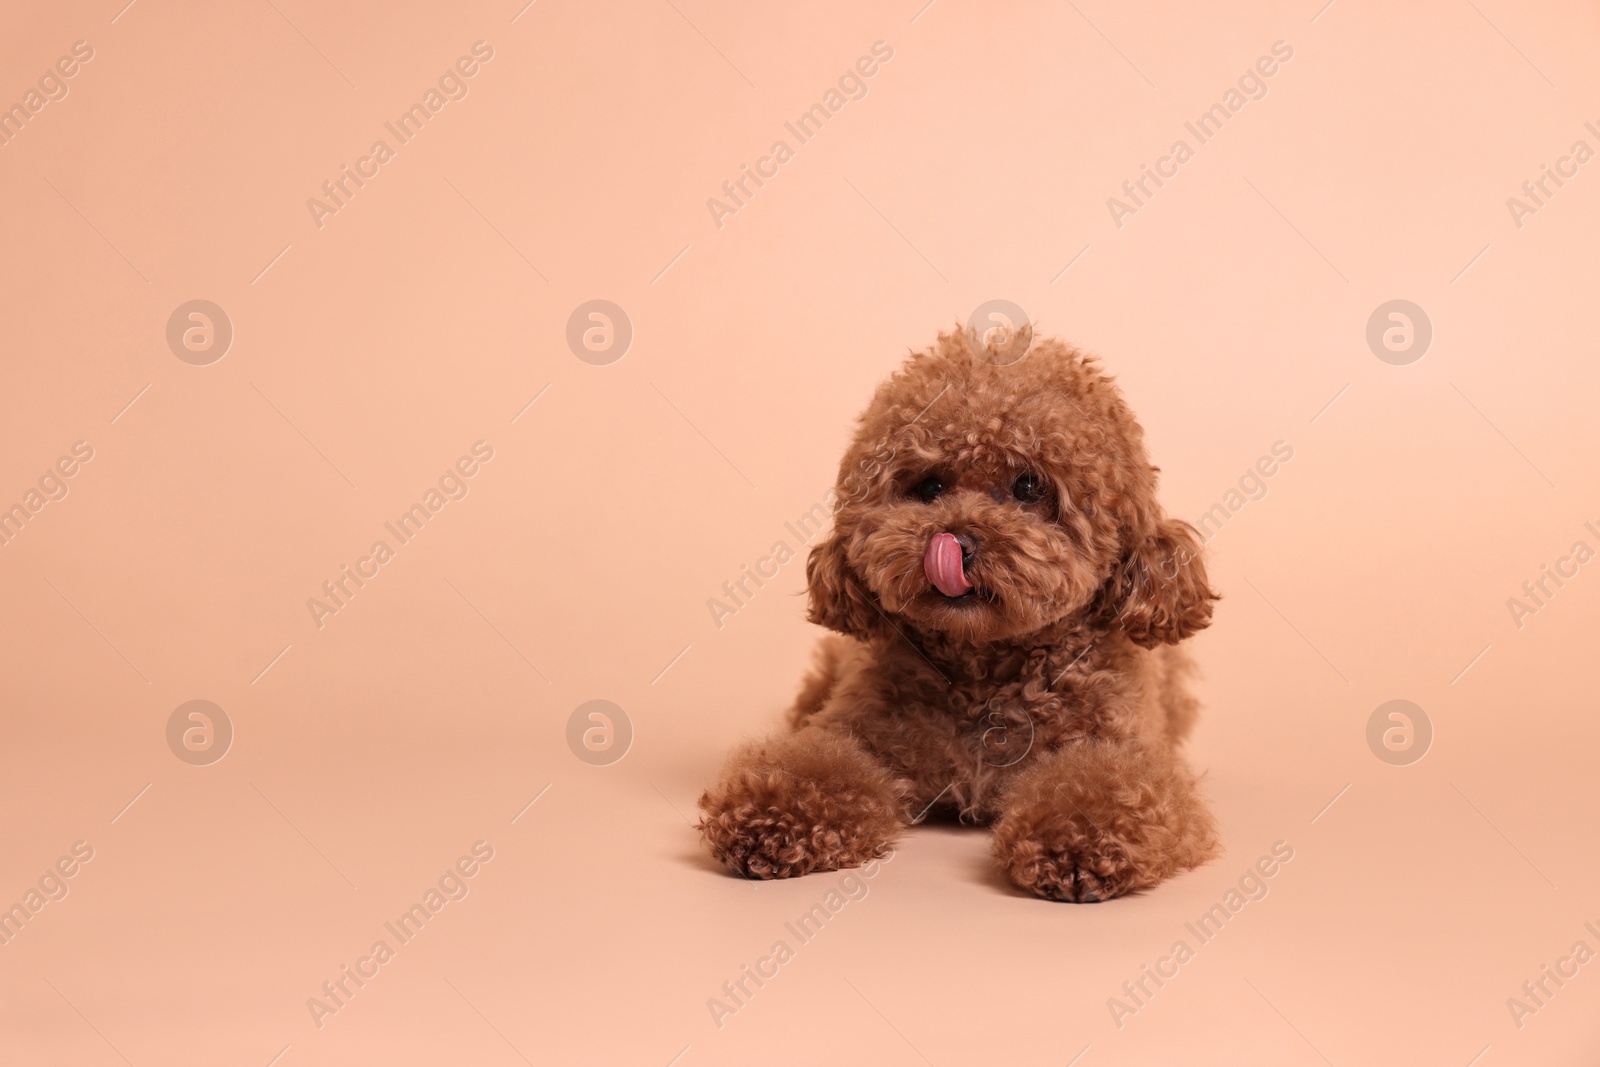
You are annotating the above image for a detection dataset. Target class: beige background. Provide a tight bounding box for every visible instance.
[2,0,1598,1063]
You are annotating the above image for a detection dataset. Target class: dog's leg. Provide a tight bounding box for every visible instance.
[990,742,1218,902]
[697,727,907,879]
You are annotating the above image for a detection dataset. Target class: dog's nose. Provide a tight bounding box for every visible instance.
[951,531,977,562]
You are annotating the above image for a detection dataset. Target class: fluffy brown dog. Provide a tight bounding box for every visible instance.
[697,327,1221,901]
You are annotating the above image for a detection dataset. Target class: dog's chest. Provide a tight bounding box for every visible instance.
[935,653,1099,773]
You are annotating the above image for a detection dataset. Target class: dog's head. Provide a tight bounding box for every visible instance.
[807,328,1216,647]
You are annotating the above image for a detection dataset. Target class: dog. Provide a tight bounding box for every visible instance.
[696,326,1220,902]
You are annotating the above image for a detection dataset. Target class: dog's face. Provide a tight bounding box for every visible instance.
[808,329,1216,647]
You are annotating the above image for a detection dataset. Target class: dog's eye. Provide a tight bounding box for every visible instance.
[1012,472,1045,504]
[911,475,945,503]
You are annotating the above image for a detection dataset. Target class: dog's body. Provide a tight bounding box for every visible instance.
[698,329,1221,901]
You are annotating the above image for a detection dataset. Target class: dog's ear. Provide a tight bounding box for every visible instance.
[1098,517,1217,647]
[806,531,879,638]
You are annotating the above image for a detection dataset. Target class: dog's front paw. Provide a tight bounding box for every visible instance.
[697,731,904,879]
[990,744,1219,903]
[697,793,890,880]
[991,820,1136,903]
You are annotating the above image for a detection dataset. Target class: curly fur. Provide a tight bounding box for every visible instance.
[697,327,1222,901]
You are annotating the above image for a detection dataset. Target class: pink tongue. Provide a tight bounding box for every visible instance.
[924,533,973,597]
